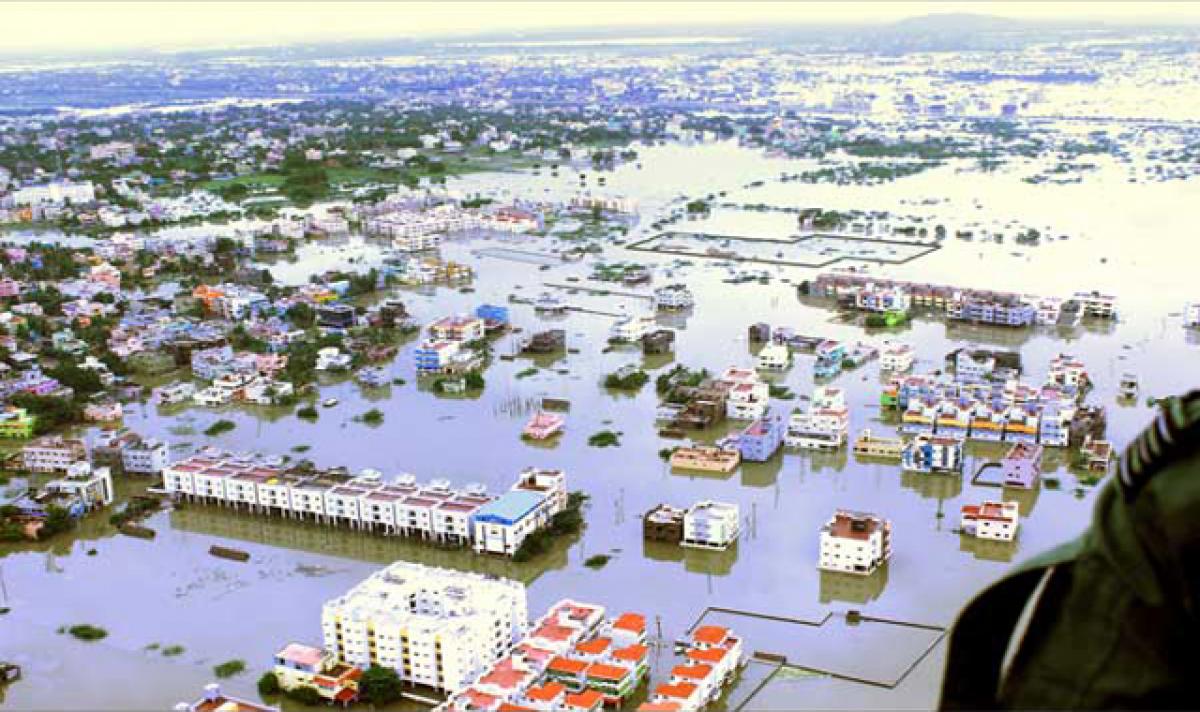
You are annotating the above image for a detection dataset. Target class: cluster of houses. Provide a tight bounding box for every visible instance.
[415,309,505,376]
[162,449,567,557]
[364,203,541,250]
[885,353,1097,448]
[809,272,1117,327]
[440,600,651,711]
[643,500,741,551]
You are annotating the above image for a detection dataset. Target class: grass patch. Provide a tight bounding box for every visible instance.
[162,644,185,657]
[515,367,539,379]
[67,624,108,641]
[588,430,622,448]
[291,444,311,453]
[203,419,236,437]
[213,659,247,678]
[584,554,612,569]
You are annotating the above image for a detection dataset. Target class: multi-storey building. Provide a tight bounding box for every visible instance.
[653,284,694,310]
[754,343,791,370]
[22,435,87,473]
[961,500,1020,541]
[122,438,170,475]
[880,343,915,372]
[785,386,849,450]
[818,510,891,576]
[428,315,486,343]
[720,367,769,421]
[682,501,740,550]
[471,468,567,556]
[1002,442,1042,489]
[737,410,784,462]
[901,434,964,474]
[322,562,527,692]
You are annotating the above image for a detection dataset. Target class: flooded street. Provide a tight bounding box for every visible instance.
[3,139,1197,710]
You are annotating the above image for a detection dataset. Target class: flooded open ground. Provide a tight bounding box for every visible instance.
[2,139,1198,710]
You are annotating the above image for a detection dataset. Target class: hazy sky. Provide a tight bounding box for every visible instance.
[9,2,1200,54]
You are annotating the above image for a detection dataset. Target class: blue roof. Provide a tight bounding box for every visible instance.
[472,490,546,526]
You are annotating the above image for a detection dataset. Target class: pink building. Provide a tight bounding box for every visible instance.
[523,412,565,440]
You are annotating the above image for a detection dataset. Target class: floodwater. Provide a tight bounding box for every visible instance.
[3,138,1199,710]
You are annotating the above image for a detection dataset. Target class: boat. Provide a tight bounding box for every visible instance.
[322,398,339,408]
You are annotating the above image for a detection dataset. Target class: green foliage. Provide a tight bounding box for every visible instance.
[604,369,649,391]
[67,624,108,641]
[204,419,236,436]
[162,644,186,657]
[464,371,486,390]
[47,362,104,397]
[257,672,281,697]
[359,666,403,705]
[10,393,82,434]
[296,405,319,421]
[285,686,324,706]
[39,504,75,539]
[213,659,247,679]
[584,554,612,569]
[513,492,588,562]
[287,302,316,328]
[358,408,384,425]
[515,367,538,379]
[588,431,621,447]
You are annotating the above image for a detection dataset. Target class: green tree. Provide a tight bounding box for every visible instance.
[256,672,280,697]
[359,666,402,705]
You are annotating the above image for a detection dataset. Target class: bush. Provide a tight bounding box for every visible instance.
[604,369,649,391]
[213,659,247,678]
[257,672,281,697]
[296,405,319,421]
[286,686,324,706]
[359,666,403,705]
[358,408,384,425]
[464,372,485,390]
[204,419,236,436]
[515,367,538,379]
[67,624,108,641]
[162,644,185,657]
[588,430,621,447]
[584,554,612,569]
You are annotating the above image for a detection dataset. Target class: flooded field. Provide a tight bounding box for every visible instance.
[2,139,1198,710]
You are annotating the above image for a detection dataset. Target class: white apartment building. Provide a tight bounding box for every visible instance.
[608,316,655,343]
[961,500,1020,541]
[12,181,95,206]
[322,562,528,693]
[22,436,88,473]
[1072,291,1117,319]
[682,501,740,550]
[472,468,567,556]
[162,453,561,556]
[393,232,443,252]
[818,510,892,575]
[880,343,915,372]
[122,438,170,475]
[1185,302,1200,329]
[720,367,770,421]
[42,461,115,510]
[654,284,695,310]
[785,386,849,450]
[755,343,791,371]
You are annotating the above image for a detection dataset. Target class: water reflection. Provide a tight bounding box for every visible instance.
[169,505,570,585]
[641,539,739,576]
[819,566,890,605]
[958,535,1018,563]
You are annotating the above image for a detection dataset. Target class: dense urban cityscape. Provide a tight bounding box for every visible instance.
[1,3,1199,711]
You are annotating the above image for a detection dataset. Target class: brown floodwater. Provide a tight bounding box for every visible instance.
[3,139,1198,710]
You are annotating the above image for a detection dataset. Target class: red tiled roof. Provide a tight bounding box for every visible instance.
[564,689,604,710]
[587,662,631,682]
[613,612,646,634]
[524,682,566,702]
[687,647,729,664]
[547,656,588,675]
[671,663,713,681]
[692,625,729,646]
[574,637,611,656]
[612,643,649,663]
[655,682,698,700]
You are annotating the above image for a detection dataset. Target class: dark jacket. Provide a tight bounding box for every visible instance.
[940,392,1200,709]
